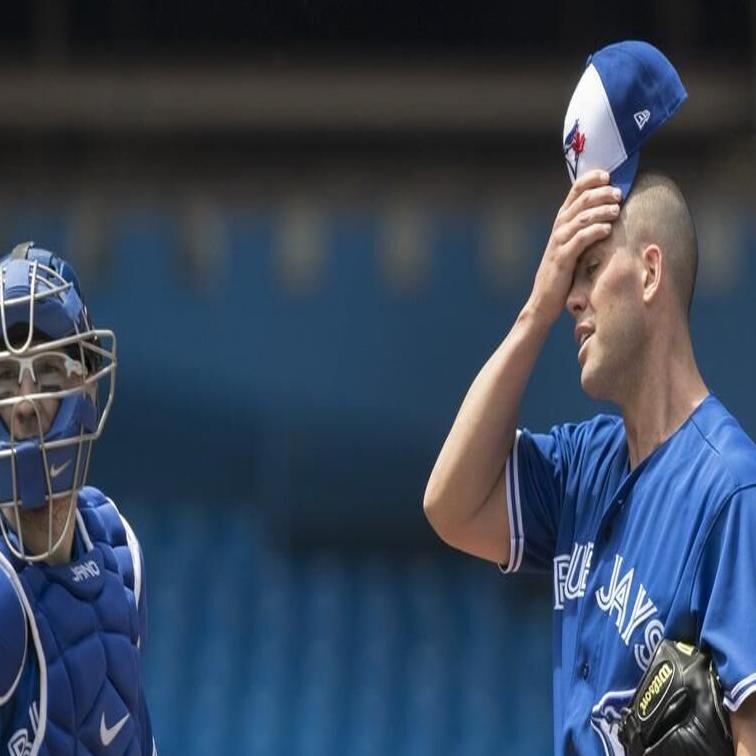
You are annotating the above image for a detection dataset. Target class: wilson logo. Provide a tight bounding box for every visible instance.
[71,560,101,583]
[638,661,674,720]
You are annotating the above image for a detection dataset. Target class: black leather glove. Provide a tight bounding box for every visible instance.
[618,639,733,755]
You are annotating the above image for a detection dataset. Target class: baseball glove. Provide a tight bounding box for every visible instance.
[618,639,732,755]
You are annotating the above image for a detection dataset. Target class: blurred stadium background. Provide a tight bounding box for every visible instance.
[0,2,754,754]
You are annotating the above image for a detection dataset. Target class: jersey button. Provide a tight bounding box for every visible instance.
[580,661,590,679]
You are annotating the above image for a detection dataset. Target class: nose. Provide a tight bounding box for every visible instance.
[566,280,587,319]
[12,371,40,427]
[17,369,36,398]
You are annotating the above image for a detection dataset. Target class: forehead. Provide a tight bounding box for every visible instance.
[577,219,630,267]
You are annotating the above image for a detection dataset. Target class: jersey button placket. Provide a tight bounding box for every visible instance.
[580,661,590,679]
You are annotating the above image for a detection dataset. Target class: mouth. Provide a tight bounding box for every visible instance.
[577,332,594,363]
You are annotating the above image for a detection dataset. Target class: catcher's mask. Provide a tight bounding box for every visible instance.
[0,242,116,562]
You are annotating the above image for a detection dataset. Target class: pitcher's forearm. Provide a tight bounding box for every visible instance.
[424,301,552,528]
[424,170,620,544]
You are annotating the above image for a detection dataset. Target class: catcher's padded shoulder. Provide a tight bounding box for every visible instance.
[0,562,27,705]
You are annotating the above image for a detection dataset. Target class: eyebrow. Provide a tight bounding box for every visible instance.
[577,241,608,267]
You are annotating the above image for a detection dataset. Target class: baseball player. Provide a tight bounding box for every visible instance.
[0,243,156,755]
[424,42,756,755]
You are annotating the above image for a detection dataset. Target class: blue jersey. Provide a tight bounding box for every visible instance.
[502,395,756,755]
[0,487,156,756]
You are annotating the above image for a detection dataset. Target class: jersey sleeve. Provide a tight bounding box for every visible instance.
[0,558,27,707]
[500,422,581,575]
[691,486,756,711]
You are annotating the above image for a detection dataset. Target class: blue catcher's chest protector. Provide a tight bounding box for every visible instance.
[0,487,154,756]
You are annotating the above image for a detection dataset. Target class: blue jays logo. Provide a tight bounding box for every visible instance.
[8,701,39,756]
[590,689,635,755]
[564,119,586,181]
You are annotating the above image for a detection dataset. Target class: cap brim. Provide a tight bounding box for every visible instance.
[610,151,640,202]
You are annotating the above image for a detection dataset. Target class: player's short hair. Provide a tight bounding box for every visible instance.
[622,171,698,316]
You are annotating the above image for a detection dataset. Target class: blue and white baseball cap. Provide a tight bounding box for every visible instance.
[563,40,687,199]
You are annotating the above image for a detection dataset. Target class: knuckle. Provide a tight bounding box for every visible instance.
[584,193,598,209]
[578,191,595,211]
[575,190,587,207]
[552,230,567,246]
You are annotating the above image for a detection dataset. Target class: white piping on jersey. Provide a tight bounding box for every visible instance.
[725,671,756,711]
[118,511,142,607]
[0,551,47,756]
[501,430,524,573]
[0,559,27,706]
[76,510,95,552]
[512,431,524,571]
[112,500,143,650]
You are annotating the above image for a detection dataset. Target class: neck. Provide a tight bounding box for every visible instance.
[3,494,78,564]
[618,325,708,470]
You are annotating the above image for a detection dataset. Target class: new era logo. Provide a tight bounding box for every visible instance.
[634,110,651,130]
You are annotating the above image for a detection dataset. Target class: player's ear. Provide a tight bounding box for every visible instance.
[640,243,663,304]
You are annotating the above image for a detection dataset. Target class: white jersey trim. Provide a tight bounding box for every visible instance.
[725,672,756,711]
[499,430,524,574]
[107,496,143,648]
[76,510,94,552]
[0,551,47,756]
[118,512,142,607]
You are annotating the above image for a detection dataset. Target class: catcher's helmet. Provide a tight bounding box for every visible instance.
[0,242,116,561]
